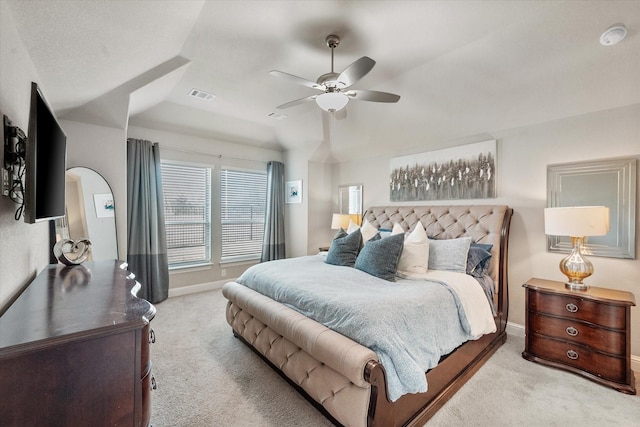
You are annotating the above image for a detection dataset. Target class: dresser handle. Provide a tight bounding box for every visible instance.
[566,350,579,360]
[565,303,578,313]
[566,326,579,337]
[149,328,156,344]
[151,375,157,391]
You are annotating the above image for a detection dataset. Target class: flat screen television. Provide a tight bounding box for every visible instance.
[24,82,67,224]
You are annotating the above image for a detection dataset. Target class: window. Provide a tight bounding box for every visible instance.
[220,168,267,262]
[161,162,211,268]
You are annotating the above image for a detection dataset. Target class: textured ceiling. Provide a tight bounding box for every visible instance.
[5,0,640,160]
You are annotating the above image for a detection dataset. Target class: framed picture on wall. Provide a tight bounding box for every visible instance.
[286,180,302,204]
[93,193,115,218]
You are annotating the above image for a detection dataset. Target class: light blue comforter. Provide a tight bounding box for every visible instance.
[236,255,481,402]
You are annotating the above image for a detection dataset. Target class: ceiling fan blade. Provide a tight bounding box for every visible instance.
[345,89,400,103]
[276,95,317,109]
[337,56,376,88]
[269,70,324,90]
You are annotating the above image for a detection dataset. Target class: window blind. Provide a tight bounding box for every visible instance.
[161,162,211,267]
[220,168,267,261]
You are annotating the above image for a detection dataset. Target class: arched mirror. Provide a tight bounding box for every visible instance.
[54,167,118,261]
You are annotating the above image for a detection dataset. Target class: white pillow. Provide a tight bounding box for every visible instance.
[360,219,379,243]
[396,222,429,276]
[391,223,405,235]
[347,219,378,243]
[346,220,360,234]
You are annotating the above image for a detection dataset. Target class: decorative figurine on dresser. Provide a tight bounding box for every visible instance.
[522,278,636,394]
[0,260,156,426]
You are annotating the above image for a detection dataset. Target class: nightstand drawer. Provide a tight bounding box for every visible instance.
[528,334,626,384]
[528,291,626,329]
[528,313,625,356]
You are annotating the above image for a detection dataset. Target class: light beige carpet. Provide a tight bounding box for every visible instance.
[150,289,640,426]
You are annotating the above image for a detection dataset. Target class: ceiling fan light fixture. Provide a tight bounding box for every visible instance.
[315,92,349,112]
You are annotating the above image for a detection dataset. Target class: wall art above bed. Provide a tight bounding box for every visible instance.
[390,140,496,201]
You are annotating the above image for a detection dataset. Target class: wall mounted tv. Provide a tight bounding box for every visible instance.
[24,82,67,224]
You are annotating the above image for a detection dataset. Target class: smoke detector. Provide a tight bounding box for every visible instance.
[600,24,627,46]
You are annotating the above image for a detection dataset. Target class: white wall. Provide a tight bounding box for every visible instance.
[328,103,640,357]
[0,2,50,309]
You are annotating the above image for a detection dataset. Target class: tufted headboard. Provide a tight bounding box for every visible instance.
[363,205,513,327]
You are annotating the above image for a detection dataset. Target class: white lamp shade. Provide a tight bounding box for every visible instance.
[331,213,352,230]
[544,206,610,237]
[316,92,349,111]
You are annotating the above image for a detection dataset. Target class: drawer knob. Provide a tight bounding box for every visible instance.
[151,374,157,390]
[149,328,156,344]
[566,326,579,337]
[565,303,579,313]
[566,350,579,360]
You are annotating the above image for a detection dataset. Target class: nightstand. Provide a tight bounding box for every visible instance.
[319,246,330,252]
[522,278,636,394]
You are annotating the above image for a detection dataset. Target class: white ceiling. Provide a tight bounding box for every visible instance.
[6,0,640,161]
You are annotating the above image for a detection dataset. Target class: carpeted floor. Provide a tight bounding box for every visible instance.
[150,289,640,427]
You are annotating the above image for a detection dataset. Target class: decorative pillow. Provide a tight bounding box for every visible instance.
[391,223,405,235]
[346,220,360,234]
[466,243,493,278]
[360,219,379,243]
[378,228,393,238]
[396,222,429,276]
[325,228,362,267]
[355,232,404,281]
[428,237,472,273]
[346,219,378,243]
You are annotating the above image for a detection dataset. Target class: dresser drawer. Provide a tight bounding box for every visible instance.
[528,291,626,329]
[528,334,626,384]
[528,313,625,356]
[141,364,154,427]
[141,325,155,377]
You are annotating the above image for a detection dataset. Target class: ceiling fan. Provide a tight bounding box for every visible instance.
[270,35,401,112]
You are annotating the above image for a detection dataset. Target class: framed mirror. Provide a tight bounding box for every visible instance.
[54,167,118,261]
[338,184,363,216]
[547,157,636,259]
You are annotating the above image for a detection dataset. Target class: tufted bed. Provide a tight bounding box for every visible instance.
[223,205,513,426]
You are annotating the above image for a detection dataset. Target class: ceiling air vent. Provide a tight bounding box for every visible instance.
[188,88,215,101]
[267,112,287,120]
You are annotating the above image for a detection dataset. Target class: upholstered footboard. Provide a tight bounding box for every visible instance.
[223,281,377,427]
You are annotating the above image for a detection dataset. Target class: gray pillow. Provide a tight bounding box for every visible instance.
[355,232,404,281]
[428,237,472,273]
[325,228,362,267]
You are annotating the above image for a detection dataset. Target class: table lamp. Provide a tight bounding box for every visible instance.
[544,206,610,290]
[331,213,352,230]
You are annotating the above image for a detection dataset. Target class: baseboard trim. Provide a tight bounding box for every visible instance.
[506,321,525,337]
[168,278,236,298]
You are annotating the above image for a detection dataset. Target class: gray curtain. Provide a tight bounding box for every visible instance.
[126,138,169,303]
[261,161,285,262]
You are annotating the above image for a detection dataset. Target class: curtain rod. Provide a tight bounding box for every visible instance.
[160,145,270,164]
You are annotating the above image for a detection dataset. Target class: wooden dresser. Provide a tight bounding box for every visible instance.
[522,277,636,394]
[0,260,156,426]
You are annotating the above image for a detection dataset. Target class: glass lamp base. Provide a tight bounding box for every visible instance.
[560,236,593,292]
[565,281,589,291]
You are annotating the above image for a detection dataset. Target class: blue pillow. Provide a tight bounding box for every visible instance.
[466,243,493,278]
[325,228,362,267]
[355,232,404,281]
